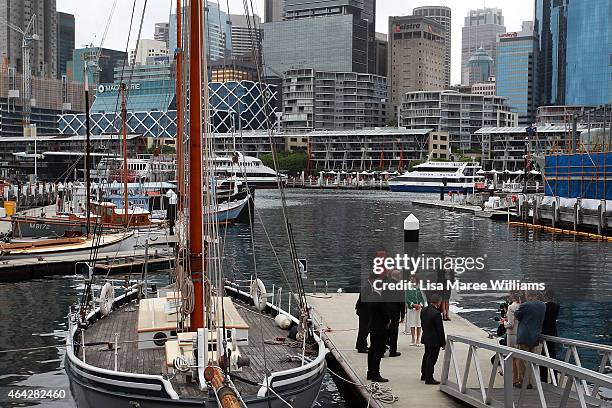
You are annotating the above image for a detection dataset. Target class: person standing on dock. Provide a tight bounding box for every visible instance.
[514,291,546,388]
[503,291,523,387]
[386,269,405,358]
[420,293,446,385]
[405,274,425,346]
[355,293,370,353]
[365,254,392,383]
[540,289,560,383]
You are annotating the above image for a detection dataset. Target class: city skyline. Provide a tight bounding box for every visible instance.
[57,0,534,85]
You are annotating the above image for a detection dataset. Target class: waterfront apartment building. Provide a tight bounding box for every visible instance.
[0,0,58,79]
[477,125,585,170]
[229,14,261,62]
[56,12,75,80]
[496,23,538,126]
[308,128,434,170]
[388,16,446,119]
[535,105,597,125]
[282,68,387,132]
[412,6,452,89]
[461,8,506,85]
[400,90,518,152]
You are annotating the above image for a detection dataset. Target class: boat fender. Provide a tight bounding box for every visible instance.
[275,314,291,330]
[250,278,267,312]
[99,282,115,316]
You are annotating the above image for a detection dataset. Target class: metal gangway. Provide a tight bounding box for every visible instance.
[440,334,612,408]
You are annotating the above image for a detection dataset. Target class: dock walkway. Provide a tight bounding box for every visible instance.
[308,292,501,407]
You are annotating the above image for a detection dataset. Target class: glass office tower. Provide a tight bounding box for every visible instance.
[564,0,612,105]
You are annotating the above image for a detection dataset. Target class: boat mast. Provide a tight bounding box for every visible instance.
[120,83,129,227]
[175,0,184,212]
[84,65,92,235]
[188,0,205,330]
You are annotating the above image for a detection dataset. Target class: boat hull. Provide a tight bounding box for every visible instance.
[66,358,325,408]
[388,184,476,193]
[11,216,87,238]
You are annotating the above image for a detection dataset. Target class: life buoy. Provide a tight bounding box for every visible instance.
[99,282,115,316]
[250,278,267,312]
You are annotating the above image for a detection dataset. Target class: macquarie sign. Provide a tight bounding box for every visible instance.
[96,83,141,94]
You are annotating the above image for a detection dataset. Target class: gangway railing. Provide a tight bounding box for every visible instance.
[542,335,612,398]
[440,334,612,408]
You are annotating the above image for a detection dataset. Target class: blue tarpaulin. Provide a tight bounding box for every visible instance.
[544,152,612,200]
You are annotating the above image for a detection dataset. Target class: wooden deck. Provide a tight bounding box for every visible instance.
[80,296,308,398]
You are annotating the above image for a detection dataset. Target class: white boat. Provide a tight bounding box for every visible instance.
[389,160,485,193]
[213,152,287,189]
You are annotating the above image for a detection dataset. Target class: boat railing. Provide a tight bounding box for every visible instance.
[440,334,612,408]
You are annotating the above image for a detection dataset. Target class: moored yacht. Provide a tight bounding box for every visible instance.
[389,160,484,192]
[214,153,286,189]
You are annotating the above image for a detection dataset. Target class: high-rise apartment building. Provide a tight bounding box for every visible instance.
[282,68,387,132]
[388,16,445,118]
[154,22,170,47]
[0,0,58,79]
[412,6,451,89]
[401,90,518,152]
[229,14,261,62]
[496,22,538,125]
[461,8,506,85]
[56,11,74,79]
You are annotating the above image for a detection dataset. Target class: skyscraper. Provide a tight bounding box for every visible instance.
[205,1,232,61]
[229,14,261,62]
[535,0,611,106]
[461,8,506,85]
[0,0,58,79]
[388,16,446,118]
[496,22,538,125]
[467,46,493,85]
[534,0,566,106]
[413,6,451,89]
[262,0,371,76]
[563,0,611,105]
[56,11,74,79]
[264,0,284,23]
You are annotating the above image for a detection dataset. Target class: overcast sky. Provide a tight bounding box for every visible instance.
[57,0,534,84]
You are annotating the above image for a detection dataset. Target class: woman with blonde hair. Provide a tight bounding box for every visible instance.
[503,291,523,387]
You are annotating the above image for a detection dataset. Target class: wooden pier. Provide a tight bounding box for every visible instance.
[308,293,612,408]
[308,292,501,408]
[0,248,174,281]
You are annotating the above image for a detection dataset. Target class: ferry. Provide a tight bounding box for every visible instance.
[389,160,485,193]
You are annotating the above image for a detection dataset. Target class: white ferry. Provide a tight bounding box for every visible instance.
[389,160,485,193]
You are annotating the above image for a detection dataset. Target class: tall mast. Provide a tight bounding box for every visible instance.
[175,0,184,211]
[84,65,92,235]
[189,0,205,330]
[121,83,129,228]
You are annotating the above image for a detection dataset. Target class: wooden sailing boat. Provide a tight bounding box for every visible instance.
[64,1,326,407]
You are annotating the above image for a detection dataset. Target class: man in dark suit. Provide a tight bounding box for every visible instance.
[355,293,369,353]
[366,270,392,383]
[420,294,446,385]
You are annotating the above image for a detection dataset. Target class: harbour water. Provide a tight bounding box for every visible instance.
[0,189,610,407]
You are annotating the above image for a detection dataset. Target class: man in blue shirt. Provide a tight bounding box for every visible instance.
[514,291,546,388]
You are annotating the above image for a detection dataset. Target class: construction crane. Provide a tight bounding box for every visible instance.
[4,14,39,128]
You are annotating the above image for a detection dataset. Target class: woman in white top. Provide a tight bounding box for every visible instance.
[503,291,523,387]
